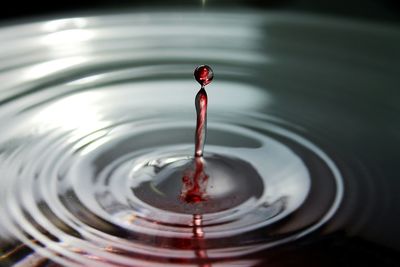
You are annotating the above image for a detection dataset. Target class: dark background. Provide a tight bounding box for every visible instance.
[1,0,400,25]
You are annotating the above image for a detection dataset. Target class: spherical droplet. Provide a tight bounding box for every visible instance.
[194,65,214,87]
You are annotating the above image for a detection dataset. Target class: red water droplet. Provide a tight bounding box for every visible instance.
[194,65,214,87]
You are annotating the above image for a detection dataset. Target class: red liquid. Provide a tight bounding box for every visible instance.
[194,88,208,158]
[194,65,213,87]
[180,157,209,203]
[192,214,211,267]
[174,215,211,266]
[180,65,214,204]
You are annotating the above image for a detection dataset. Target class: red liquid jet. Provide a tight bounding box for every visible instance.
[194,88,208,158]
[180,65,214,204]
[194,65,212,157]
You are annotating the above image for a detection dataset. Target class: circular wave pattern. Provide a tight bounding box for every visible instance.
[4,11,391,266]
[0,112,343,266]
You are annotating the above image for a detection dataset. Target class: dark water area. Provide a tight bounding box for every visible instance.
[2,0,400,26]
[0,11,399,266]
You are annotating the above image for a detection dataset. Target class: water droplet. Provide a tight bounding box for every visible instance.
[194,65,214,87]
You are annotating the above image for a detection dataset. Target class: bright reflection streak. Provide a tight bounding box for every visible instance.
[69,74,102,85]
[40,18,94,57]
[33,93,106,135]
[42,18,88,32]
[24,57,87,79]
[41,29,94,46]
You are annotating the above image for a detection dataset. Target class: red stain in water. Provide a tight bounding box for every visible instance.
[192,214,211,267]
[180,157,209,203]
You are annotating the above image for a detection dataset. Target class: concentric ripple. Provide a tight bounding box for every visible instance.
[1,9,399,267]
[0,106,343,266]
